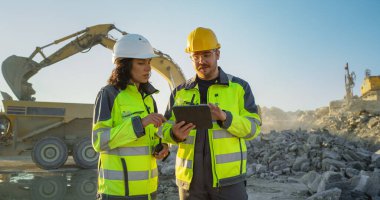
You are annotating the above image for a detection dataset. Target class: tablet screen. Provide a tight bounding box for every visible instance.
[172,104,212,129]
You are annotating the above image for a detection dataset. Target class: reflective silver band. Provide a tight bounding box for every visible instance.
[128,171,149,181]
[92,128,111,151]
[156,126,163,138]
[166,120,175,125]
[183,136,195,144]
[106,146,150,156]
[151,168,158,178]
[99,169,124,181]
[212,130,235,139]
[243,118,260,139]
[176,157,193,169]
[216,151,247,164]
[99,168,157,181]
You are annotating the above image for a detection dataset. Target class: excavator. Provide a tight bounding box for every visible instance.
[0,24,186,170]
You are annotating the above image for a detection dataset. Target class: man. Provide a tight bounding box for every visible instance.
[162,27,261,200]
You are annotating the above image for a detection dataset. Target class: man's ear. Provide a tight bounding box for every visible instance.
[215,49,220,60]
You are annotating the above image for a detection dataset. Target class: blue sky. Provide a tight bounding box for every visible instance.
[1,0,379,113]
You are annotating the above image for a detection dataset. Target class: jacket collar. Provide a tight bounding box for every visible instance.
[140,82,159,95]
[127,82,159,96]
[185,67,229,89]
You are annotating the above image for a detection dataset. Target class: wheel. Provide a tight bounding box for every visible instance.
[73,137,98,169]
[30,175,67,200]
[31,137,68,170]
[70,170,97,199]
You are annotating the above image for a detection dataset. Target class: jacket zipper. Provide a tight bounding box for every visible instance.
[207,85,220,187]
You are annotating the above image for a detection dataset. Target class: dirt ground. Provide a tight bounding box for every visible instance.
[0,156,310,200]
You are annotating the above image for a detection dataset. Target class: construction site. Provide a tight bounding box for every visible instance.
[0,23,380,200]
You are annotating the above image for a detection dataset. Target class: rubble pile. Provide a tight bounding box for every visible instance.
[315,111,380,151]
[261,106,380,151]
[247,130,380,200]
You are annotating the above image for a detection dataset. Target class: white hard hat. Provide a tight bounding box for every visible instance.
[112,34,158,63]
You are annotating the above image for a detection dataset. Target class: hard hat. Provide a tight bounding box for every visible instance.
[112,34,158,63]
[185,27,221,53]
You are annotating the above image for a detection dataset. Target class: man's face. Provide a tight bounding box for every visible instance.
[190,49,220,80]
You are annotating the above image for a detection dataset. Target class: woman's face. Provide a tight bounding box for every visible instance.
[130,58,152,84]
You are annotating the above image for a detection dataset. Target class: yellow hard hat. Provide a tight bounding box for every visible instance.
[185,27,221,53]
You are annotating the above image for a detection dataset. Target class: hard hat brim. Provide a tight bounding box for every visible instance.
[112,53,159,63]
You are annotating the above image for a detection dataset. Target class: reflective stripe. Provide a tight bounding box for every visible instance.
[213,130,235,139]
[99,193,152,200]
[92,128,109,144]
[216,151,247,164]
[106,146,150,156]
[99,169,124,181]
[243,118,260,139]
[129,171,149,181]
[92,128,111,151]
[156,126,163,138]
[100,129,111,151]
[166,120,175,125]
[151,168,158,178]
[176,157,192,169]
[183,136,195,144]
[99,169,152,181]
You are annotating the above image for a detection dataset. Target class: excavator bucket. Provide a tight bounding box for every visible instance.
[151,56,186,89]
[2,55,40,101]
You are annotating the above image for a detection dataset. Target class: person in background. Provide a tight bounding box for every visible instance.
[162,27,262,200]
[92,34,169,200]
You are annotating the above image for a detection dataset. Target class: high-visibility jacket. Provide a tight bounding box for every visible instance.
[92,83,160,199]
[162,68,261,190]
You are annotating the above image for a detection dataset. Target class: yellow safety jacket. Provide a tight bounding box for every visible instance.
[162,68,261,190]
[92,83,160,199]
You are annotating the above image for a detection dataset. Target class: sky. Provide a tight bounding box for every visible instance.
[0,0,379,113]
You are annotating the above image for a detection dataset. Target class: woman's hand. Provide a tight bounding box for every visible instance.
[153,143,169,160]
[142,113,166,128]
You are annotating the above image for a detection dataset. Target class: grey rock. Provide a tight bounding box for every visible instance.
[322,158,346,171]
[322,150,340,160]
[317,171,343,193]
[345,168,360,178]
[307,134,322,148]
[293,156,309,171]
[372,149,380,168]
[256,164,267,174]
[306,187,341,200]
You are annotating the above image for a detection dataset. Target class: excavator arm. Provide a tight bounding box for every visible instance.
[2,24,185,101]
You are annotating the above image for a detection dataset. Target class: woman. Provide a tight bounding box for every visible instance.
[92,34,169,200]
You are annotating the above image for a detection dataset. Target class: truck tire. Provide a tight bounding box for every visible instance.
[31,175,67,200]
[73,137,98,169]
[70,170,97,199]
[32,137,68,170]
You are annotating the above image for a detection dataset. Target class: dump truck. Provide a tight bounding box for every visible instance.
[0,24,186,170]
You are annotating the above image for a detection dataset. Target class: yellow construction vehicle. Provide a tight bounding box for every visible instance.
[0,24,186,170]
[361,69,380,100]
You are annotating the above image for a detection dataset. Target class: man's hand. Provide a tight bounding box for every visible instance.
[142,113,166,128]
[208,103,226,121]
[172,121,196,141]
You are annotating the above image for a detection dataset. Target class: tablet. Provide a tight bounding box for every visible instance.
[172,104,213,129]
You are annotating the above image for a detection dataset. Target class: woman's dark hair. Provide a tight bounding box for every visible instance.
[108,58,133,90]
